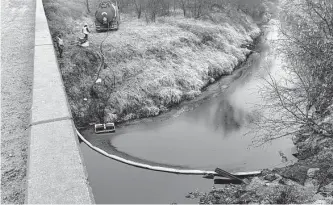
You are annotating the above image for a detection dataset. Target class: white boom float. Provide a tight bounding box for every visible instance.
[76,128,262,178]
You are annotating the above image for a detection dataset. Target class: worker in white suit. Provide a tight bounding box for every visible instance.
[82,23,90,41]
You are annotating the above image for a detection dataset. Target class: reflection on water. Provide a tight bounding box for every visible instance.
[184,96,248,137]
[213,98,245,134]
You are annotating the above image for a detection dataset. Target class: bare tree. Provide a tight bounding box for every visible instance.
[144,0,159,22]
[134,0,144,19]
[180,0,187,16]
[160,0,171,16]
[251,0,333,145]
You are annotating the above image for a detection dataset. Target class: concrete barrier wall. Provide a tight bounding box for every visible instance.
[26,0,95,203]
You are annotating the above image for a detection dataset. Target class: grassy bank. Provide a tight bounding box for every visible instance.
[44,0,260,127]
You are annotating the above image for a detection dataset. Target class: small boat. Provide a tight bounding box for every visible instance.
[214,168,246,184]
[94,123,115,134]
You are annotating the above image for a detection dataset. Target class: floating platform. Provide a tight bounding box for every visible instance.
[94,123,115,134]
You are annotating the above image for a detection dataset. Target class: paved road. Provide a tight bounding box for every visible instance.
[1,0,35,203]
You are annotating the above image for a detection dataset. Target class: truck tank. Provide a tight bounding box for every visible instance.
[95,1,119,31]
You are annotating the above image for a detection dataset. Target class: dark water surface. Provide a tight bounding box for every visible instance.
[81,143,212,204]
[80,21,296,203]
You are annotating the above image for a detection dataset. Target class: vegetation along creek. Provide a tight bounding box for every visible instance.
[45,0,333,203]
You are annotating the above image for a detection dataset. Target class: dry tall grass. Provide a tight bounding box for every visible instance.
[43,0,260,126]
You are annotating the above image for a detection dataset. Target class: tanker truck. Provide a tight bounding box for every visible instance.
[95,1,120,31]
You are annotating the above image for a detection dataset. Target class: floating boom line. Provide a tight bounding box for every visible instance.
[76,128,261,178]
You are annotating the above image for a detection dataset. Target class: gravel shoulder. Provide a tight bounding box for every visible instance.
[1,0,35,203]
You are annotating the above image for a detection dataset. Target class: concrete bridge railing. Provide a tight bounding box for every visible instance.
[26,0,94,203]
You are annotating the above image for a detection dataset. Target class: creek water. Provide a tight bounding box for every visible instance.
[79,20,296,203]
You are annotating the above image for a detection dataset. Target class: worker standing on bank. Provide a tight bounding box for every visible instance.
[56,34,64,58]
[82,23,90,42]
